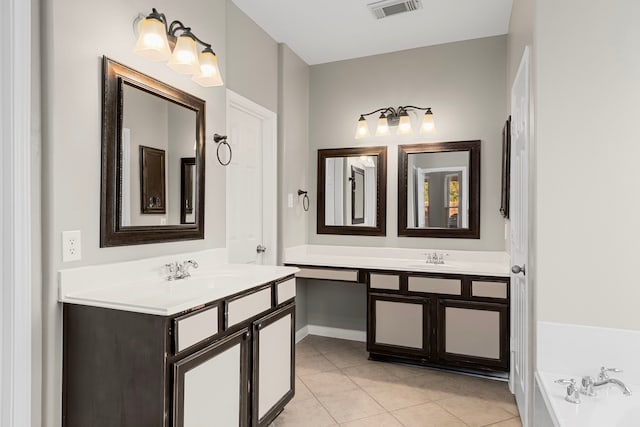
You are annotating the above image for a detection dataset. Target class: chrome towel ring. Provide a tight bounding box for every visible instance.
[298,189,310,212]
[213,133,232,166]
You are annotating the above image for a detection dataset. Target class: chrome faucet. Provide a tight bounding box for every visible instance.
[581,367,632,397]
[165,259,199,281]
[425,251,445,265]
[556,379,581,404]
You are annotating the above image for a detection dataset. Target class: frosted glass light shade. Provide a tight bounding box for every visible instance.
[168,35,200,74]
[134,18,171,61]
[192,50,224,87]
[375,114,390,136]
[420,110,435,133]
[355,116,370,139]
[397,114,412,135]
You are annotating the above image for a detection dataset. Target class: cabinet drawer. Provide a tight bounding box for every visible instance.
[369,273,400,290]
[276,278,296,305]
[174,305,219,353]
[408,276,461,295]
[296,267,359,282]
[471,281,507,299]
[227,287,273,328]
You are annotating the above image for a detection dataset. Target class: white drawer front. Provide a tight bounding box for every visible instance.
[472,281,507,299]
[176,306,218,352]
[277,278,296,304]
[408,277,461,295]
[370,274,400,290]
[227,288,272,327]
[296,267,359,282]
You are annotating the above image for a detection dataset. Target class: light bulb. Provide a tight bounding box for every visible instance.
[167,34,200,74]
[375,113,390,136]
[420,109,435,134]
[192,49,224,87]
[134,17,171,61]
[397,113,412,135]
[355,116,370,139]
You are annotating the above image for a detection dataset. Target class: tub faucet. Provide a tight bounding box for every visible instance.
[165,260,199,281]
[582,367,632,396]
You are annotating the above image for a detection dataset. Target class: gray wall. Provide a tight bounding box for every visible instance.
[277,44,311,331]
[308,36,508,251]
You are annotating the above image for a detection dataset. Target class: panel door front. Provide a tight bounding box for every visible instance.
[252,304,295,427]
[367,293,431,359]
[173,329,250,427]
[437,299,509,371]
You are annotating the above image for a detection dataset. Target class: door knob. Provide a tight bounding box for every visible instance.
[511,264,526,275]
[256,244,267,254]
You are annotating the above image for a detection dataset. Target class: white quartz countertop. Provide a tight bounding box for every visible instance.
[58,249,299,316]
[284,245,510,277]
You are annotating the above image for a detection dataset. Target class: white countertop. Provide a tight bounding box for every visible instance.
[284,245,510,277]
[59,249,299,316]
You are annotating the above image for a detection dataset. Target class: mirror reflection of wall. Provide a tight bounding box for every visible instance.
[324,156,378,227]
[181,157,196,224]
[120,83,197,227]
[407,151,470,229]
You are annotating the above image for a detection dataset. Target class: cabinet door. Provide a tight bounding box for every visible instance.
[252,303,295,427]
[367,293,431,359]
[173,328,250,427]
[437,299,509,371]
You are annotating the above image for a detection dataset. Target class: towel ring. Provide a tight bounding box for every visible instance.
[213,133,232,166]
[298,189,310,212]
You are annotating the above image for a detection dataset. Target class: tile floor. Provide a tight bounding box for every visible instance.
[271,335,522,427]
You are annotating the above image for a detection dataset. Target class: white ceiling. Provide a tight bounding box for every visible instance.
[230,0,513,65]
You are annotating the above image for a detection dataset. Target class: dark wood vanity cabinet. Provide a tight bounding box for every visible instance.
[366,271,510,373]
[63,276,296,427]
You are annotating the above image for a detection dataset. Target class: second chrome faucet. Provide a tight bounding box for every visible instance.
[165,259,199,281]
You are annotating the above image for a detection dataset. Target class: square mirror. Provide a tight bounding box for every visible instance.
[398,141,480,238]
[317,147,387,236]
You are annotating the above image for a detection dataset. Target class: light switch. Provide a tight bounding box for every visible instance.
[287,193,294,208]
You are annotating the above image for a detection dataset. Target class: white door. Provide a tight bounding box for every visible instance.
[510,47,531,426]
[226,91,277,265]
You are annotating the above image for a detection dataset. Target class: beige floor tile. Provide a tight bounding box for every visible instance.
[341,361,400,388]
[487,417,522,427]
[296,353,337,377]
[317,389,386,423]
[296,342,322,358]
[383,362,432,379]
[273,397,337,427]
[392,402,467,427]
[300,369,359,397]
[437,395,515,427]
[294,376,315,402]
[360,380,435,411]
[469,379,519,416]
[339,412,403,427]
[323,347,369,369]
[310,336,363,354]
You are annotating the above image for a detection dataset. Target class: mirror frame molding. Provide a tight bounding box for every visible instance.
[317,146,387,236]
[100,56,206,247]
[398,140,481,239]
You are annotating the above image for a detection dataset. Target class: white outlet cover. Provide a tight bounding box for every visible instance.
[287,193,294,208]
[62,230,82,263]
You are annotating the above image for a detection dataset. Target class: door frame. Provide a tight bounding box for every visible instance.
[225,90,278,266]
[1,0,33,424]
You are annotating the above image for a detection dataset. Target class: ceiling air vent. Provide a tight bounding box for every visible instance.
[367,0,422,19]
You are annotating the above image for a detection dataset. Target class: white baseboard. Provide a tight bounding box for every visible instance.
[295,326,309,343]
[306,324,366,342]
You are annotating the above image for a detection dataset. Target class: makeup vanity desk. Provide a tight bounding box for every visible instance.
[285,245,511,375]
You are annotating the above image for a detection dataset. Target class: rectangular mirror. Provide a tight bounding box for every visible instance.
[318,147,387,236]
[398,141,480,238]
[101,57,206,247]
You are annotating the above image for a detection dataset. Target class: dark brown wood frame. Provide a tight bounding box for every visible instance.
[180,157,196,224]
[139,146,166,214]
[100,56,206,247]
[317,146,387,236]
[500,117,511,219]
[398,140,481,239]
[251,304,296,427]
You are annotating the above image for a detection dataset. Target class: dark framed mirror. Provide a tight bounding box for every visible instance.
[398,140,480,238]
[317,146,387,236]
[100,56,205,247]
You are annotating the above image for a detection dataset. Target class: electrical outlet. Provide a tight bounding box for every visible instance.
[62,230,82,262]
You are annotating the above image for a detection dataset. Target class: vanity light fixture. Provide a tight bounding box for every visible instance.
[354,106,435,139]
[133,8,224,87]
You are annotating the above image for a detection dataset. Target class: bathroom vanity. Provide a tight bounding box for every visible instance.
[59,252,298,427]
[286,245,510,374]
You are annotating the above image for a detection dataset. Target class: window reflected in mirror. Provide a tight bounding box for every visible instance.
[318,147,387,236]
[399,141,480,239]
